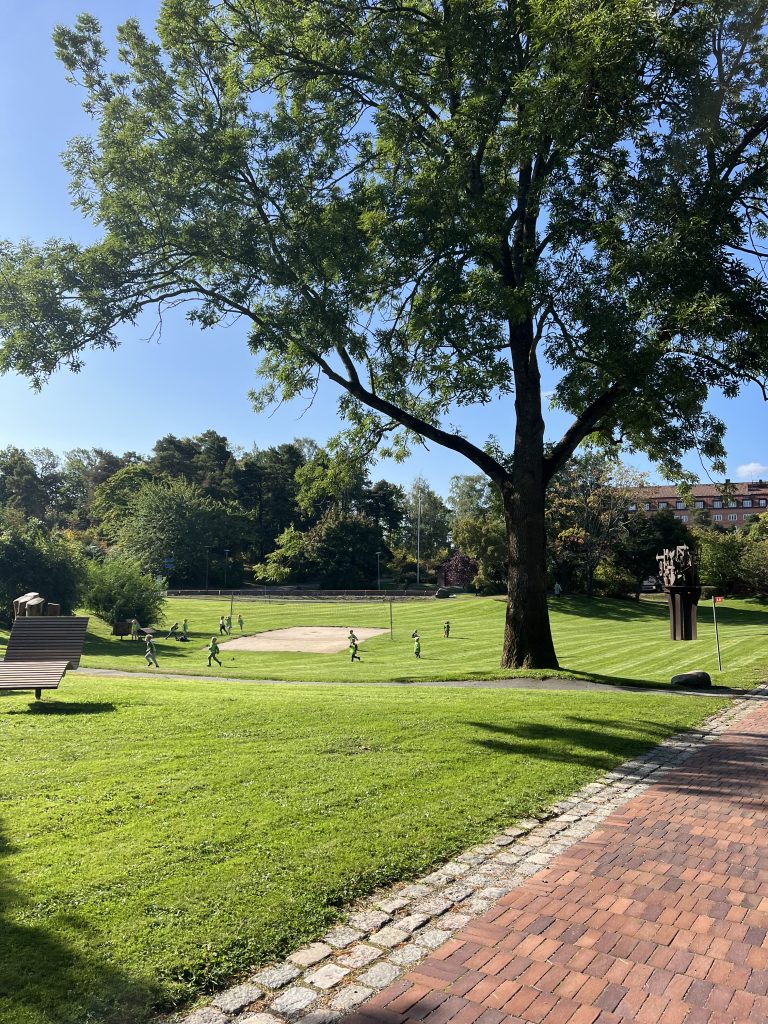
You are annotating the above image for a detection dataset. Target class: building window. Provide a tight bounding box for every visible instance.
[676,500,685,509]
[744,498,753,508]
[644,502,651,511]
[680,515,689,522]
[713,514,722,521]
[728,513,738,521]
[713,499,723,508]
[658,501,668,509]
[760,499,767,507]
[744,513,754,521]
[728,500,738,508]
[694,500,704,509]
[628,502,637,512]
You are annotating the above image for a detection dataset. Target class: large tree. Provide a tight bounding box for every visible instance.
[2,3,768,666]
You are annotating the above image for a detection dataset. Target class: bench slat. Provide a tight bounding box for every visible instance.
[4,617,89,669]
[0,661,69,690]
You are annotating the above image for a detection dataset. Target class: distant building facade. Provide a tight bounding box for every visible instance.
[632,482,768,528]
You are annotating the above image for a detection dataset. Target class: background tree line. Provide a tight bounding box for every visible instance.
[3,432,767,624]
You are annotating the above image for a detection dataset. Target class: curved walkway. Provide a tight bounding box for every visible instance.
[177,689,768,1024]
[346,690,768,1024]
[76,667,742,696]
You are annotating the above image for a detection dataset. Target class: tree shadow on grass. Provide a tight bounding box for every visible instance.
[0,822,157,1024]
[463,717,689,771]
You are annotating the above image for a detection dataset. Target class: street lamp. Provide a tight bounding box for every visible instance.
[416,490,422,585]
[376,550,381,591]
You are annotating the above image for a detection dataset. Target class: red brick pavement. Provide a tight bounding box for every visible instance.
[345,701,768,1024]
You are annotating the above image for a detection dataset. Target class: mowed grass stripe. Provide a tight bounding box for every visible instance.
[0,676,726,1024]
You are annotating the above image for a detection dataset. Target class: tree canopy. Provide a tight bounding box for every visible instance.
[2,1,768,664]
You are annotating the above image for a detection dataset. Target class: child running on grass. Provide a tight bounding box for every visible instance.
[237,613,244,632]
[349,636,361,661]
[207,636,222,667]
[144,634,159,668]
[413,633,421,659]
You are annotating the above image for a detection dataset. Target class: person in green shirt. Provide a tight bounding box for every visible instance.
[181,618,189,639]
[443,620,450,638]
[237,613,244,633]
[144,634,159,668]
[207,636,222,667]
[413,633,421,659]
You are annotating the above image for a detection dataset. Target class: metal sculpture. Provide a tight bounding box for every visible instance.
[656,545,701,640]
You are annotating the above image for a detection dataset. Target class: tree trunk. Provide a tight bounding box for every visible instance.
[500,473,559,669]
[499,321,559,670]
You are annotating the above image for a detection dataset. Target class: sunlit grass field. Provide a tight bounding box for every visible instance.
[0,677,727,1024]
[8,593,761,690]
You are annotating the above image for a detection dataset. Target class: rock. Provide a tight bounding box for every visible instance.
[304,963,350,990]
[183,1011,229,1024]
[670,670,712,689]
[323,925,365,948]
[252,963,302,988]
[347,910,390,933]
[286,944,333,968]
[212,984,263,1014]
[330,985,374,1012]
[270,987,319,1018]
[357,961,402,989]
[337,944,383,969]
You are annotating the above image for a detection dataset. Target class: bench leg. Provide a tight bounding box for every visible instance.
[35,688,42,701]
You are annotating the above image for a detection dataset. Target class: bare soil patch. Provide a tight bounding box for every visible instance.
[219,626,388,654]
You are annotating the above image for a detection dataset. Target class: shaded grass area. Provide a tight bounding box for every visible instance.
[0,676,725,1024]
[2,594,760,690]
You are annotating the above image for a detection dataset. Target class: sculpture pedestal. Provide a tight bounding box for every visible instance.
[665,585,702,641]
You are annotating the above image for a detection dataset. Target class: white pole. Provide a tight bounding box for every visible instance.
[416,491,422,584]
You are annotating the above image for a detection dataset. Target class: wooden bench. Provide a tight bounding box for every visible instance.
[1,616,89,699]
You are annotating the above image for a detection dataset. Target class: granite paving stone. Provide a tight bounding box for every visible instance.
[369,925,410,948]
[270,987,319,1018]
[183,1010,229,1024]
[323,926,365,949]
[356,962,402,990]
[347,910,390,933]
[304,964,351,990]
[329,985,374,1012]
[211,983,263,1013]
[336,944,383,969]
[286,945,333,969]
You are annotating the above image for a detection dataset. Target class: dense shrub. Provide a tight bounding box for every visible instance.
[0,513,85,623]
[84,555,166,626]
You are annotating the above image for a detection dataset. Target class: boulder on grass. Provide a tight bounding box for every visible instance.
[670,670,712,689]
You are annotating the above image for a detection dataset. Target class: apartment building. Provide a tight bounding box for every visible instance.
[632,481,768,528]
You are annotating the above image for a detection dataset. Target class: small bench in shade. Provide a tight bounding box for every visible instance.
[0,616,89,699]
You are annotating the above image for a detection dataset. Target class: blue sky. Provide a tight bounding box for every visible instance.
[1,2,766,495]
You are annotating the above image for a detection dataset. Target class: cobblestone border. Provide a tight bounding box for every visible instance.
[171,686,767,1024]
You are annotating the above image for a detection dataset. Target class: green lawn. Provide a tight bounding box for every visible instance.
[12,593,763,690]
[0,677,727,1024]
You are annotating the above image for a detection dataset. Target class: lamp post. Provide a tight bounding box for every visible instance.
[416,490,422,585]
[376,550,381,591]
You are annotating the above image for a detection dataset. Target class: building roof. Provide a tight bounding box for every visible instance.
[635,481,768,498]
